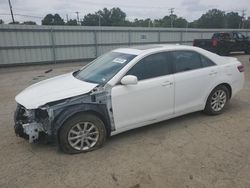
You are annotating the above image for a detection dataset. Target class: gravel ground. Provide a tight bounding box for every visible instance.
[0,55,249,188]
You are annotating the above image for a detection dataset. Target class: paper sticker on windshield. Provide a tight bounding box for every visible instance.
[112,58,127,64]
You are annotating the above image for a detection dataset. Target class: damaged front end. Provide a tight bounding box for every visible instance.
[14,84,115,144]
[14,105,51,143]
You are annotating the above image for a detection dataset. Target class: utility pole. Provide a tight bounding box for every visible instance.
[8,0,15,23]
[169,8,175,28]
[66,14,69,22]
[75,11,80,24]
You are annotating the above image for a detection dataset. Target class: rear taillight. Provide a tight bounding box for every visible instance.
[212,38,218,47]
[237,64,244,72]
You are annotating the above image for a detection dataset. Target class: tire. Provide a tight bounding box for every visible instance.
[59,113,107,154]
[245,48,250,54]
[204,85,230,115]
[218,49,229,56]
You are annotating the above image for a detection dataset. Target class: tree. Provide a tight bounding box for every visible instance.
[110,7,126,26]
[9,21,19,24]
[66,19,78,25]
[174,17,188,28]
[22,21,36,25]
[196,9,225,28]
[0,19,4,24]
[42,14,65,25]
[82,13,100,26]
[225,12,241,28]
[82,7,127,26]
[132,18,152,27]
[54,14,65,25]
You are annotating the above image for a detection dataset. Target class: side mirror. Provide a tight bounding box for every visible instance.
[121,75,138,85]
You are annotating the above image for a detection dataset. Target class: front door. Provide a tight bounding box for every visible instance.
[111,52,174,132]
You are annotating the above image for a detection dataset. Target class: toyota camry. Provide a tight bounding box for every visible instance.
[14,45,245,153]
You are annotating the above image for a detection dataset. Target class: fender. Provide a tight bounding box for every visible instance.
[52,103,112,140]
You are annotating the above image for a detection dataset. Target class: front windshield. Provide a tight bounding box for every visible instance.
[75,52,137,85]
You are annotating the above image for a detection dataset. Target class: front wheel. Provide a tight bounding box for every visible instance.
[59,113,107,154]
[204,85,229,115]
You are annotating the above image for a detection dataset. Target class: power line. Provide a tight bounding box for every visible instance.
[0,13,43,19]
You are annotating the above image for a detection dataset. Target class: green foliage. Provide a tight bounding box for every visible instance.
[14,7,249,28]
[66,19,78,25]
[225,12,241,28]
[82,13,100,26]
[81,7,126,26]
[191,9,246,28]
[196,9,225,28]
[42,14,65,25]
[132,18,152,27]
[9,21,20,24]
[174,17,188,28]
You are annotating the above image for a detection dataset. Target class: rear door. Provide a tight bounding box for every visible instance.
[172,50,218,114]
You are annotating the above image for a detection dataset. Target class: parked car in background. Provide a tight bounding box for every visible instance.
[14,45,245,154]
[193,32,250,55]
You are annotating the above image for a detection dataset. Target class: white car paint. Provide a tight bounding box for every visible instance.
[109,46,244,135]
[111,74,175,132]
[15,45,244,136]
[15,73,98,109]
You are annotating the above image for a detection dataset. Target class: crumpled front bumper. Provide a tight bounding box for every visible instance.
[14,104,50,143]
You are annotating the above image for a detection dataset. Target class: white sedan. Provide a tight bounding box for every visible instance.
[14,45,244,153]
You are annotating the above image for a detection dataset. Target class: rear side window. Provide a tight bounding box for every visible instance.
[200,55,215,67]
[126,52,172,80]
[213,33,230,40]
[172,51,202,73]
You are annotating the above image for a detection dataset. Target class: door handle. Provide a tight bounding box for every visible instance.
[161,81,173,86]
[209,71,218,76]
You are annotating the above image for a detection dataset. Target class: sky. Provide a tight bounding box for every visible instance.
[0,0,249,24]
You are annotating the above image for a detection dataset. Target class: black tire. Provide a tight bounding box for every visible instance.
[218,49,229,56]
[245,48,250,54]
[59,113,107,154]
[204,85,230,115]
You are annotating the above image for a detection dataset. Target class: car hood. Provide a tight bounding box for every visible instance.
[15,72,98,109]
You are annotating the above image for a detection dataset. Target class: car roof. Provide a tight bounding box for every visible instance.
[112,44,225,65]
[112,44,201,55]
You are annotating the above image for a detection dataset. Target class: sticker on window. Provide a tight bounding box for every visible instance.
[112,58,127,64]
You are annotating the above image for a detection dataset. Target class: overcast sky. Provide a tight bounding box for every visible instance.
[0,0,249,24]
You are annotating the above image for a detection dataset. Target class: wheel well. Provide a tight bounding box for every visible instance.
[218,83,232,99]
[57,110,111,144]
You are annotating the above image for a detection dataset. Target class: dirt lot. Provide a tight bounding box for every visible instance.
[0,55,250,188]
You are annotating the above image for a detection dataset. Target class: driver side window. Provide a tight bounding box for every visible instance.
[126,52,172,81]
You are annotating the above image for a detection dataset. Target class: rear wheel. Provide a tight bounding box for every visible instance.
[59,113,107,154]
[245,48,250,54]
[204,85,229,115]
